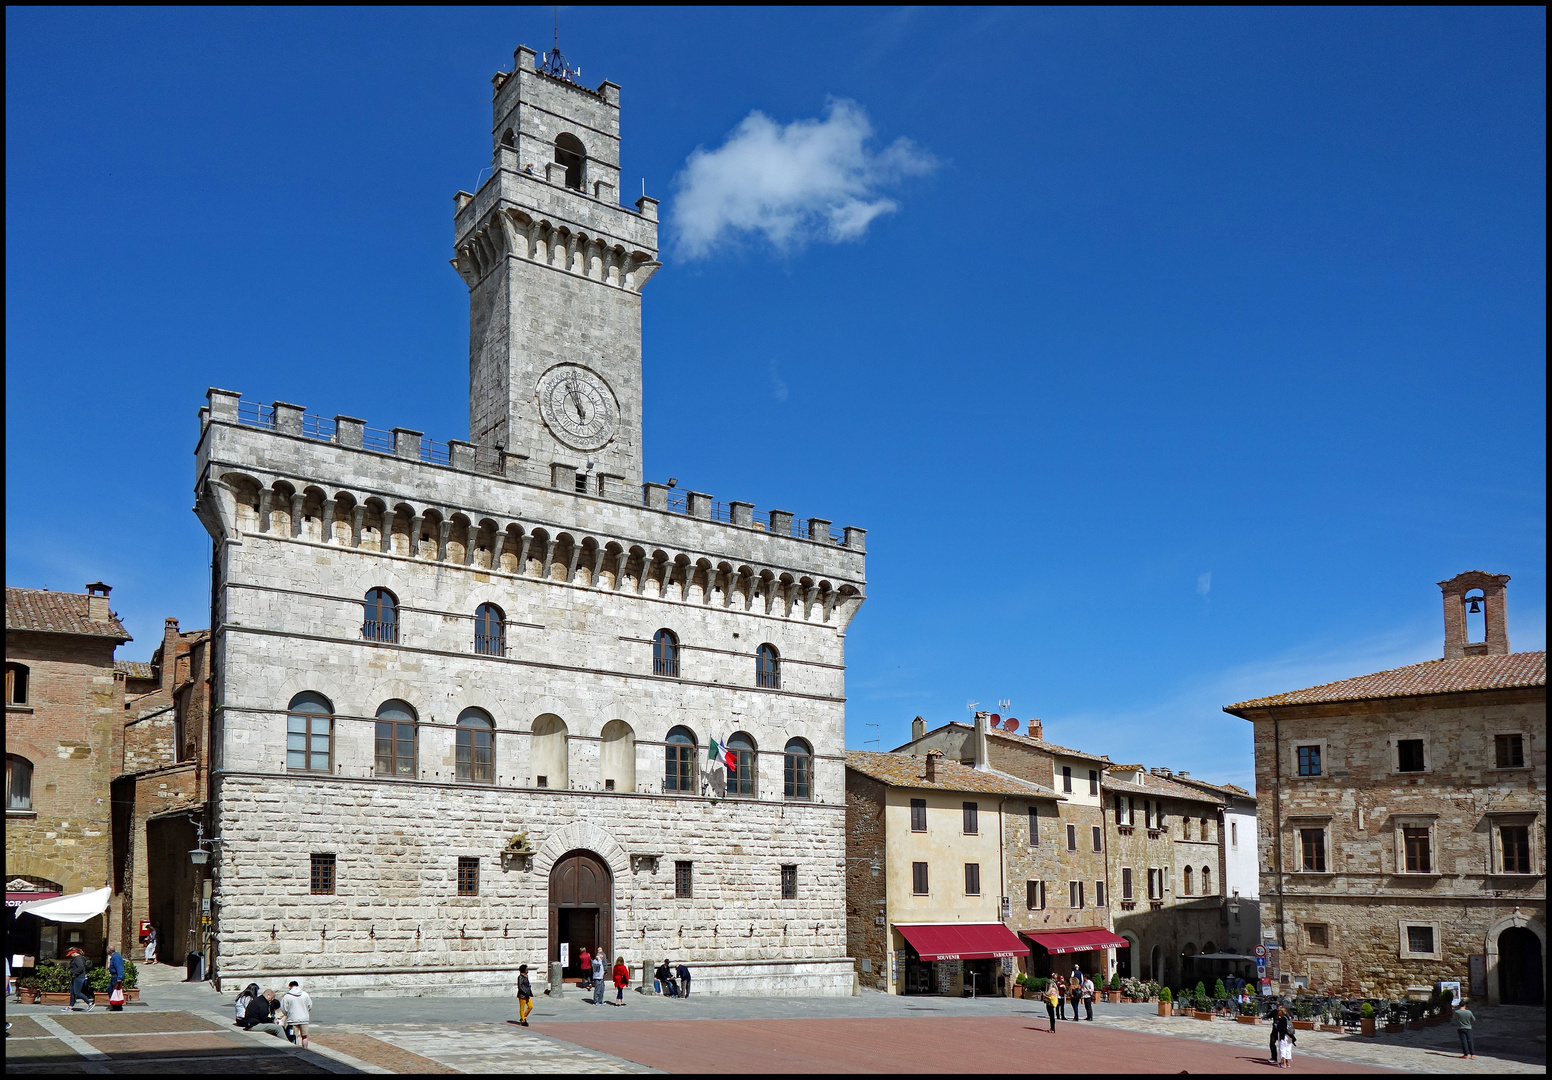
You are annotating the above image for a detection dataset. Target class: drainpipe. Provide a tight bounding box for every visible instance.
[1272,713,1285,950]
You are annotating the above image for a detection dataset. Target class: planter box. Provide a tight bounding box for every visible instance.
[1157,1001,1172,1017]
[1106,991,1121,1003]
[1407,1020,1425,1031]
[1319,1023,1343,1033]
[40,991,72,1006]
[1384,1023,1404,1034]
[1362,1018,1378,1037]
[1236,1015,1260,1025]
[123,988,140,1002]
[1425,1014,1442,1027]
[1293,1019,1317,1030]
[1193,1010,1214,1021]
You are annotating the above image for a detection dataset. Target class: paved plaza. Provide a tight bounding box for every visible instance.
[6,966,1545,1074]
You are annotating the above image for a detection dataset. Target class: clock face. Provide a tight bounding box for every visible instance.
[535,364,619,451]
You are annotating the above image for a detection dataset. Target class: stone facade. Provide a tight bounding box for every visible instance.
[190,47,866,996]
[5,584,131,962]
[1227,573,1546,1004]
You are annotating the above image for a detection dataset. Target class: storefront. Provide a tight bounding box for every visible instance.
[6,878,64,966]
[894,922,1026,996]
[1020,926,1129,979]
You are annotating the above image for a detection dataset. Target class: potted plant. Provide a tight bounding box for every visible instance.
[123,960,140,1002]
[1157,986,1173,1017]
[1319,1005,1342,1033]
[38,962,72,1006]
[1360,1002,1377,1036]
[16,977,40,1004]
[1190,982,1212,1020]
[1107,974,1122,1003]
[1384,1002,1405,1034]
[1238,999,1260,1024]
[1014,972,1028,999]
[1406,1001,1425,1031]
[1292,998,1317,1030]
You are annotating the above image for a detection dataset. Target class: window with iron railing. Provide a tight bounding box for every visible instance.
[781,864,797,900]
[474,603,505,656]
[363,588,399,643]
[665,726,696,793]
[727,733,757,796]
[756,643,780,689]
[653,628,680,677]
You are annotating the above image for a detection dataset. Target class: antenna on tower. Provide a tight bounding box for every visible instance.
[864,723,880,750]
[540,6,581,82]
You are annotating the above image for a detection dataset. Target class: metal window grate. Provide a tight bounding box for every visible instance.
[310,853,336,895]
[781,864,797,900]
[675,860,693,898]
[458,857,480,897]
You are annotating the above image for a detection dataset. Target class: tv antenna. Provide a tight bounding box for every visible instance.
[998,699,1011,713]
[864,723,880,750]
[539,6,581,82]
[965,700,979,715]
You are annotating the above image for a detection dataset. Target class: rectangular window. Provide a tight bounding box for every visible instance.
[1300,828,1327,872]
[1144,801,1154,829]
[1307,923,1328,948]
[1088,769,1099,796]
[1069,881,1084,908]
[784,747,811,800]
[1066,824,1077,851]
[536,775,548,788]
[604,778,615,791]
[1114,795,1125,824]
[287,712,333,772]
[1094,880,1105,906]
[1201,818,1212,842]
[1028,805,1039,845]
[963,801,979,835]
[1297,745,1321,776]
[1156,805,1166,831]
[374,720,415,778]
[1027,879,1045,910]
[1501,826,1531,873]
[965,863,981,896]
[675,860,693,898]
[457,857,479,896]
[1122,868,1133,900]
[664,743,694,792]
[911,798,927,832]
[1403,826,1432,873]
[1147,868,1161,899]
[574,472,588,493]
[912,861,929,895]
[1495,734,1525,769]
[1231,821,1238,847]
[1406,924,1434,954]
[5,663,27,705]
[781,864,797,900]
[7,756,33,811]
[1397,739,1425,772]
[310,853,336,896]
[1091,825,1103,852]
[1062,766,1073,793]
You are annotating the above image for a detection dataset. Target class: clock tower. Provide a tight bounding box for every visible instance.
[453,45,660,493]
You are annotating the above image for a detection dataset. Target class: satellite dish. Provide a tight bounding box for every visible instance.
[989,713,1001,727]
[1004,718,1020,733]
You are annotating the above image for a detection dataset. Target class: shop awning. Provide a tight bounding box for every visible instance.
[897,922,1026,961]
[1021,928,1129,954]
[6,891,62,909]
[14,887,111,924]
[1189,952,1257,962]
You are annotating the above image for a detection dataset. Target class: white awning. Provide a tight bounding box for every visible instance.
[15,887,111,924]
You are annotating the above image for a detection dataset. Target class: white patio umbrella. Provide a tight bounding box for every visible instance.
[15,887,111,924]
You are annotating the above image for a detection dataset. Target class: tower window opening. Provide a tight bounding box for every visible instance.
[554,133,586,191]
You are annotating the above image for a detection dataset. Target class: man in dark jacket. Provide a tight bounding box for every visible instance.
[675,962,691,998]
[66,950,93,1012]
[242,988,284,1036]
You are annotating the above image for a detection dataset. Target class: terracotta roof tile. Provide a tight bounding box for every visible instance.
[1102,769,1224,805]
[6,587,131,641]
[846,750,1062,799]
[897,721,1111,764]
[1225,651,1546,712]
[115,661,156,679]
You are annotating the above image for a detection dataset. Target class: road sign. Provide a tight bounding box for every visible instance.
[1255,944,1266,958]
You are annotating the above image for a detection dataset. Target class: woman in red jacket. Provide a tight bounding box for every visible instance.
[612,956,630,1006]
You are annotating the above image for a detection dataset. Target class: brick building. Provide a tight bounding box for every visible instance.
[845,749,1050,994]
[1226,571,1546,1004]
[5,584,131,962]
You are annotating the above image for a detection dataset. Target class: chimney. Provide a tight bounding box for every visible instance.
[1178,771,1190,780]
[85,582,112,621]
[160,618,181,693]
[924,750,942,783]
[911,716,926,742]
[1439,571,1511,659]
[972,712,990,771]
[1028,718,1043,741]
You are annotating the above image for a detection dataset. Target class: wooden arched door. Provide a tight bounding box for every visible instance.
[549,850,612,981]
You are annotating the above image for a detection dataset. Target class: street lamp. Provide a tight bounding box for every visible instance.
[189,849,209,866]
[1229,890,1240,917]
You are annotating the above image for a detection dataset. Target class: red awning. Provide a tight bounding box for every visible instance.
[6,891,62,908]
[1021,928,1129,955]
[897,922,1026,961]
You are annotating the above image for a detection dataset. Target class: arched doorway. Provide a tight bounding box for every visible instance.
[1149,945,1162,982]
[1117,933,1138,978]
[549,850,612,983]
[1499,927,1544,1004]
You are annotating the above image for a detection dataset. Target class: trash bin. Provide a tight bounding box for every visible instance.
[185,951,204,982]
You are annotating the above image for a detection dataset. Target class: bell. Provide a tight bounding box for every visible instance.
[1468,599,1482,614]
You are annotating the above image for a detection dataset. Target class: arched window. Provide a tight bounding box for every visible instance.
[1182,817,1192,841]
[1201,866,1213,895]
[474,603,505,656]
[374,700,417,778]
[664,725,696,793]
[600,719,635,792]
[456,708,495,784]
[7,755,33,810]
[653,629,679,677]
[6,663,28,705]
[755,644,780,689]
[784,738,812,800]
[286,692,334,773]
[500,128,515,148]
[531,714,568,789]
[363,588,398,643]
[727,732,757,796]
[1201,817,1211,842]
[1183,865,1194,895]
[554,132,585,190]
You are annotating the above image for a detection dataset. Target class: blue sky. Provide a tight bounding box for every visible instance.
[6,8,1545,788]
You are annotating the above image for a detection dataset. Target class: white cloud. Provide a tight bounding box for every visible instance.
[672,98,936,259]
[1197,572,1212,597]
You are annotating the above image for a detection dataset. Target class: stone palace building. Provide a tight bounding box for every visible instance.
[191,45,866,995]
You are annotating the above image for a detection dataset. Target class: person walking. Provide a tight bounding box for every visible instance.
[591,952,606,1005]
[65,949,93,1012]
[676,961,691,999]
[1453,1000,1476,1059]
[515,964,534,1026]
[1044,980,1060,1032]
[281,981,313,1049]
[106,947,125,1011]
[578,946,591,990]
[1068,977,1082,1023]
[1269,1004,1295,1067]
[1082,975,1095,1021]
[144,924,159,965]
[612,955,629,1006]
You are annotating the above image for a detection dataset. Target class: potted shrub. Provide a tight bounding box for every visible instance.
[16,977,41,1004]
[1107,974,1122,1003]
[1191,982,1213,1020]
[1237,999,1260,1024]
[1360,1002,1376,1036]
[1157,986,1173,1017]
[123,960,140,1002]
[1319,1005,1342,1033]
[1014,972,1028,999]
[38,962,72,1006]
[1292,998,1317,1031]
[1406,1001,1425,1031]
[1384,1002,1405,1034]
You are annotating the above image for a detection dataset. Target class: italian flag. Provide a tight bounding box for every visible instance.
[707,737,737,772]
